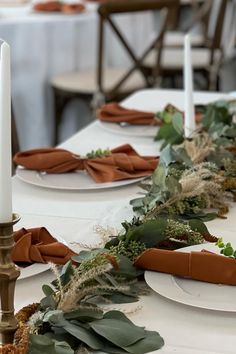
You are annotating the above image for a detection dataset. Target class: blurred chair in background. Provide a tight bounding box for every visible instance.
[51,0,179,145]
[145,0,228,91]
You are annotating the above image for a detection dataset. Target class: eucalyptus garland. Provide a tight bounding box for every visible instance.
[23,99,236,354]
[131,100,236,221]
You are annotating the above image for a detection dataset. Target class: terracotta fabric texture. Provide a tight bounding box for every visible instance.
[134,248,236,286]
[12,227,75,265]
[33,1,85,13]
[97,102,202,126]
[14,144,159,183]
[97,103,157,125]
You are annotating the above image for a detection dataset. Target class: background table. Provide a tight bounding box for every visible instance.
[0,3,155,149]
[12,89,236,354]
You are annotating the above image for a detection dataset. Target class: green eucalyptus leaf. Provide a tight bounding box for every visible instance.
[152,163,166,188]
[53,341,74,354]
[51,261,73,288]
[155,123,183,147]
[125,219,167,247]
[42,285,55,297]
[72,249,108,264]
[160,145,176,166]
[64,321,104,350]
[40,295,57,311]
[30,334,53,347]
[172,112,184,135]
[165,175,181,196]
[103,293,139,304]
[188,219,210,235]
[43,310,63,323]
[90,318,146,347]
[104,311,134,324]
[29,335,74,354]
[123,330,164,354]
[64,308,103,321]
[113,255,142,278]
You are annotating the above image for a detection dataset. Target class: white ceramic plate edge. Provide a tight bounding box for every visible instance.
[18,262,50,280]
[16,168,144,191]
[144,243,236,312]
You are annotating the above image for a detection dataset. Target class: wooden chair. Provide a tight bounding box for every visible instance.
[144,0,228,90]
[51,0,179,145]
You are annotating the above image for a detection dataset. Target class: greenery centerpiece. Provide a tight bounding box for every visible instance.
[7,99,236,354]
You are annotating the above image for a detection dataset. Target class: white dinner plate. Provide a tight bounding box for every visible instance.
[18,262,50,280]
[16,168,144,191]
[145,243,236,312]
[98,90,232,137]
[98,121,157,138]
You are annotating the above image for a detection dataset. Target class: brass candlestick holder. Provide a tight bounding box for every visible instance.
[0,213,20,346]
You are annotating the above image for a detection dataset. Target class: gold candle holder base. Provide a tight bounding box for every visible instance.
[0,213,20,346]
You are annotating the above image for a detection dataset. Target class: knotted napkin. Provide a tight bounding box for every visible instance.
[12,227,75,265]
[97,102,202,126]
[14,144,158,183]
[97,103,157,125]
[33,1,85,13]
[134,248,236,285]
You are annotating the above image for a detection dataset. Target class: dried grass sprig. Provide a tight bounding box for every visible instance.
[146,162,229,218]
[180,132,214,164]
[50,262,64,298]
[57,262,113,312]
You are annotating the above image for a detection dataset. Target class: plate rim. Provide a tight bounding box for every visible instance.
[98,120,157,138]
[18,262,50,280]
[16,167,145,191]
[144,243,236,312]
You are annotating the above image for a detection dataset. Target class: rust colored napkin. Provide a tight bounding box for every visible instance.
[33,1,85,13]
[97,103,157,125]
[97,102,202,126]
[14,144,158,183]
[12,227,75,265]
[134,248,236,285]
[33,1,61,11]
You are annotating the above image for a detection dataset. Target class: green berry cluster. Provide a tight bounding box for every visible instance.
[86,148,111,159]
[216,238,236,258]
[166,219,204,245]
[110,240,146,261]
[223,158,236,177]
[166,196,206,216]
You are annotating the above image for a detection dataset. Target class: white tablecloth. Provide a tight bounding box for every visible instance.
[0,4,155,149]
[12,89,236,354]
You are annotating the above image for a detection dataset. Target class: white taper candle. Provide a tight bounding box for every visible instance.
[184,33,196,138]
[0,41,12,223]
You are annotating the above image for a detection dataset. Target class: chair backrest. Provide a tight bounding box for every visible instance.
[188,0,228,51]
[206,0,228,51]
[96,0,180,101]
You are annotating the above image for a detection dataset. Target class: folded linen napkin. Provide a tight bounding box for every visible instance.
[33,1,61,11]
[134,248,236,285]
[33,1,85,13]
[14,144,159,183]
[97,103,157,126]
[12,227,75,265]
[97,102,202,126]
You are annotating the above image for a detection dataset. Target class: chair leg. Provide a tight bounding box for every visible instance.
[53,88,70,146]
[90,91,105,116]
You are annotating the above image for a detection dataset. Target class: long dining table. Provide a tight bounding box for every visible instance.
[12,89,236,354]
